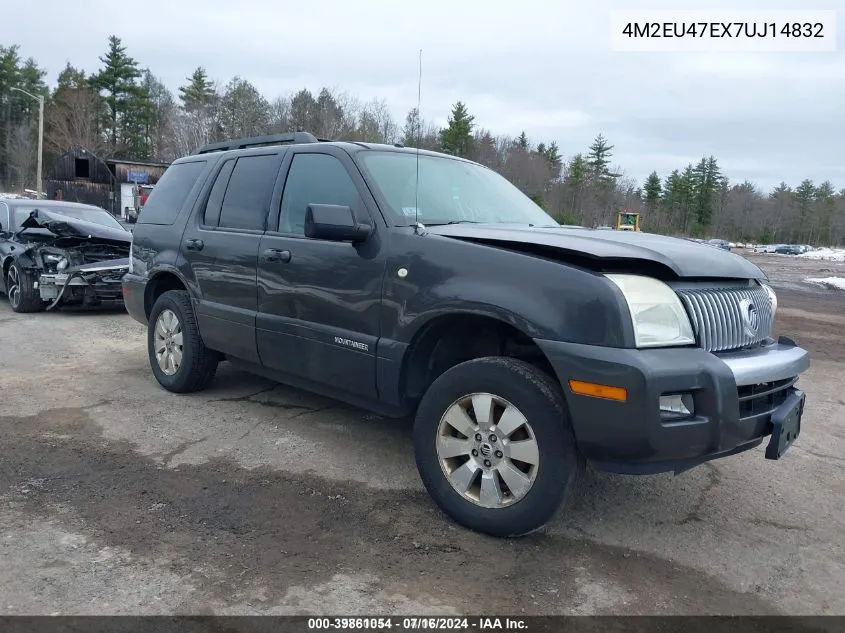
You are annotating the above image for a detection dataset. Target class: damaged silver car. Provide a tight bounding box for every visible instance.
[0,199,131,313]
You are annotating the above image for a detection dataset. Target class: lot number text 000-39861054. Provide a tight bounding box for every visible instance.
[609,10,838,52]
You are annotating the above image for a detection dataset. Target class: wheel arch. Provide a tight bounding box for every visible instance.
[398,310,561,406]
[143,267,192,320]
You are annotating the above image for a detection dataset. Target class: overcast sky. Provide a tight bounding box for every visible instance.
[6,0,844,192]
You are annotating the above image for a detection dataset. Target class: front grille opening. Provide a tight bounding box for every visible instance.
[738,377,796,421]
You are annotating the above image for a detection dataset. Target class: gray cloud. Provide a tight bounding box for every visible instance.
[5,0,844,192]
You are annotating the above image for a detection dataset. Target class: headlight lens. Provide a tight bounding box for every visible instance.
[761,282,777,315]
[606,274,696,348]
[43,253,69,271]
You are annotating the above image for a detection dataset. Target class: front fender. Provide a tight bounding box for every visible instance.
[398,282,560,341]
[381,232,632,348]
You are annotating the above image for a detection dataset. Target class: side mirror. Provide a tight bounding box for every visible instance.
[304,204,371,243]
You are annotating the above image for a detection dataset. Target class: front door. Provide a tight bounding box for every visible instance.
[181,151,283,363]
[255,147,387,399]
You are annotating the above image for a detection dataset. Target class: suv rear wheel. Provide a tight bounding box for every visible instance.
[413,356,583,537]
[148,290,218,393]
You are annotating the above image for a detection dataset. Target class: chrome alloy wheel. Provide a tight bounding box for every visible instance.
[153,308,183,375]
[6,265,21,309]
[436,393,540,509]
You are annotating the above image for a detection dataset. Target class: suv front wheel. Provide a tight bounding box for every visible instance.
[148,290,218,393]
[413,356,583,537]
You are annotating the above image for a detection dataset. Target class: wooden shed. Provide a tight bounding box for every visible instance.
[45,146,170,218]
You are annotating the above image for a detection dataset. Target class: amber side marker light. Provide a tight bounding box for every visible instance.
[568,379,627,402]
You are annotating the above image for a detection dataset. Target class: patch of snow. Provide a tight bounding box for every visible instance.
[798,248,845,262]
[804,277,845,291]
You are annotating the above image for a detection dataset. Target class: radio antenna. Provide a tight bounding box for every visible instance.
[414,48,423,232]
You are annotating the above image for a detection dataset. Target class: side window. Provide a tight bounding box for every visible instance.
[202,159,236,227]
[0,203,8,231]
[217,154,280,231]
[279,153,361,234]
[138,160,207,225]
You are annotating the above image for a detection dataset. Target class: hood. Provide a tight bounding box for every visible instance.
[20,208,130,243]
[425,223,764,280]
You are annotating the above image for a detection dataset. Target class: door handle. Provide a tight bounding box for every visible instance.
[261,248,291,263]
[185,238,204,251]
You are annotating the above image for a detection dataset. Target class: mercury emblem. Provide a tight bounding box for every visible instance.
[739,298,760,336]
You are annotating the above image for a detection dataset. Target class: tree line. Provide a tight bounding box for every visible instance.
[2,36,844,245]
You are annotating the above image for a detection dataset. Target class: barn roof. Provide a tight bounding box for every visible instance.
[106,158,171,168]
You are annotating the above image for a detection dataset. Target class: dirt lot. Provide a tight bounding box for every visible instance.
[0,252,842,616]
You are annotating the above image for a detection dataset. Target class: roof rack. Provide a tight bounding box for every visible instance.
[192,132,321,155]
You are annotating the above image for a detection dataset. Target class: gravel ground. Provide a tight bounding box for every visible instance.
[0,254,842,616]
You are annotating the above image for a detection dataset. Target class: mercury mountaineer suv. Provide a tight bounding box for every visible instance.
[122,132,810,537]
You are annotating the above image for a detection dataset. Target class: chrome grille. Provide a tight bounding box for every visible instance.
[674,282,774,352]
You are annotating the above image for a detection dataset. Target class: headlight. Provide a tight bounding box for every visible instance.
[43,253,69,271]
[606,274,696,348]
[761,282,777,315]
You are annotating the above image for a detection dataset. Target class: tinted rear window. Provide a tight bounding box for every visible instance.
[138,160,207,225]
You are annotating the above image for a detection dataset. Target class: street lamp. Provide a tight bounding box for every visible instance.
[10,86,45,200]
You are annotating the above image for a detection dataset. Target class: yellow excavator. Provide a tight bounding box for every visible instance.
[616,210,641,231]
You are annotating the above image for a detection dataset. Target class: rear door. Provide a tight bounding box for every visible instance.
[255,147,387,398]
[181,150,284,363]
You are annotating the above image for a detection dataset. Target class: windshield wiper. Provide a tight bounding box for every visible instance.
[424,220,485,226]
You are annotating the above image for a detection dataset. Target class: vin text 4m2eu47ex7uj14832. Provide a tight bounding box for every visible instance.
[120,132,810,537]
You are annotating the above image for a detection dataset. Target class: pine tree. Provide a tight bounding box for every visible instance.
[690,155,722,231]
[439,101,475,157]
[545,141,561,166]
[586,133,619,187]
[564,153,589,214]
[178,67,215,114]
[537,141,562,176]
[91,35,144,155]
[55,63,87,90]
[0,45,48,186]
[643,171,662,209]
[402,107,421,147]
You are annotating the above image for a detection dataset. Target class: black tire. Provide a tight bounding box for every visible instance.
[413,356,583,538]
[147,289,218,393]
[6,262,45,313]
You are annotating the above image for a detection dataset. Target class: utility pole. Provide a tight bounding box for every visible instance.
[10,87,45,199]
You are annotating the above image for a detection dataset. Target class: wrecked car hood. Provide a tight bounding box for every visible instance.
[425,223,765,280]
[21,209,130,244]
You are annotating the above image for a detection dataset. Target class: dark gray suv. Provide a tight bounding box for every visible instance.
[122,132,810,537]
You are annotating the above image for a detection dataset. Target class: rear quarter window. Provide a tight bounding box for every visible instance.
[138,160,208,225]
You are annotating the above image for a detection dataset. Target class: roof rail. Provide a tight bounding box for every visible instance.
[192,132,320,155]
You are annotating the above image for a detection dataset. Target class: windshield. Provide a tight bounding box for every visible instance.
[12,205,125,231]
[358,151,558,226]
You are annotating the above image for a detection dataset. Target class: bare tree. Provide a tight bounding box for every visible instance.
[46,87,105,155]
[267,96,291,132]
[6,122,37,190]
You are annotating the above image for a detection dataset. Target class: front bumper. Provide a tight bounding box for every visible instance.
[535,336,810,474]
[38,259,130,308]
